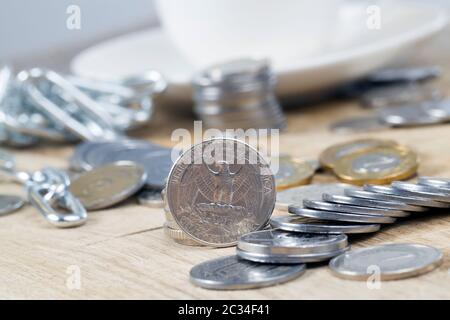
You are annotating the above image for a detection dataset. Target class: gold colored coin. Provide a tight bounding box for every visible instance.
[320,139,399,170]
[333,146,418,185]
[163,223,203,246]
[275,157,315,191]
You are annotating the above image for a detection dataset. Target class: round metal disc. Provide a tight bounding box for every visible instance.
[378,103,443,127]
[303,199,403,217]
[190,255,306,290]
[322,193,413,216]
[363,184,450,208]
[69,161,147,210]
[418,177,450,190]
[137,189,164,208]
[238,229,348,256]
[237,246,350,264]
[0,195,25,216]
[276,183,355,211]
[270,215,380,234]
[289,206,396,224]
[392,182,450,203]
[329,243,443,281]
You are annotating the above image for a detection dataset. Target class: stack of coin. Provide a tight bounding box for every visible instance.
[192,58,286,130]
[319,138,418,185]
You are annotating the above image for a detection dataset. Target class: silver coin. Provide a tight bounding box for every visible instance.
[166,138,276,247]
[427,99,450,121]
[238,229,348,255]
[392,181,450,203]
[329,243,443,281]
[363,184,450,208]
[69,161,147,210]
[137,189,163,208]
[276,183,355,211]
[323,193,415,214]
[270,215,380,234]
[330,116,389,133]
[378,103,443,127]
[237,246,350,264]
[303,199,403,218]
[0,195,25,216]
[418,176,450,190]
[344,189,427,212]
[190,255,306,290]
[289,207,396,224]
[367,66,441,83]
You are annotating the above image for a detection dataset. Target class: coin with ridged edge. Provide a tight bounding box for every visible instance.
[190,255,306,290]
[329,243,443,281]
[69,161,147,210]
[163,223,204,246]
[166,138,276,247]
[392,182,450,203]
[333,146,418,185]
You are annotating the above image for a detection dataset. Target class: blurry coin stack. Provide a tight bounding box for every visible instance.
[0,65,166,147]
[319,138,418,185]
[192,58,286,130]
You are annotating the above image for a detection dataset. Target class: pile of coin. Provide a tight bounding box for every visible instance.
[319,138,418,185]
[189,176,448,289]
[331,66,450,132]
[0,65,165,147]
[192,58,286,130]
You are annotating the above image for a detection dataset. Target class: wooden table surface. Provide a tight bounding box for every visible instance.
[1,28,450,300]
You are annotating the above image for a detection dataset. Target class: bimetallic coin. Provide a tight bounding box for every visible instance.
[190,255,306,290]
[303,199,403,218]
[275,157,314,191]
[319,139,398,170]
[289,206,396,224]
[323,193,414,215]
[270,215,380,234]
[333,146,418,185]
[238,229,348,256]
[0,195,25,216]
[69,161,147,210]
[276,183,355,211]
[163,223,203,246]
[237,246,350,264]
[418,177,450,190]
[392,182,450,203]
[329,243,443,281]
[166,138,276,247]
[344,189,426,212]
[137,189,163,208]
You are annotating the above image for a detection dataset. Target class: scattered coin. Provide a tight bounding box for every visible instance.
[237,246,350,264]
[0,195,25,216]
[378,103,443,127]
[166,138,276,247]
[329,243,443,281]
[418,177,450,190]
[319,139,398,170]
[303,200,403,218]
[330,116,389,133]
[137,189,163,208]
[270,215,380,234]
[344,189,426,212]
[275,157,315,191]
[289,207,396,224]
[276,183,355,211]
[238,229,348,256]
[323,192,416,214]
[363,184,450,208]
[69,161,147,210]
[333,146,418,185]
[392,182,450,203]
[189,255,306,290]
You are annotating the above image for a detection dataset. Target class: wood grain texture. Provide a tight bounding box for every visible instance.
[1,27,450,300]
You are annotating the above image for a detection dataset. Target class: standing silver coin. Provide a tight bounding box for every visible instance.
[0,195,25,216]
[329,243,443,281]
[190,255,306,290]
[137,189,163,208]
[276,183,355,211]
[69,161,147,210]
[166,138,276,247]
